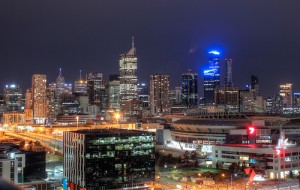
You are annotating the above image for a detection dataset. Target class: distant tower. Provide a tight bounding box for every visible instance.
[181,70,198,108]
[251,75,260,97]
[150,74,170,116]
[32,74,47,123]
[119,37,138,119]
[74,70,87,94]
[224,59,232,87]
[203,51,220,104]
[279,83,293,107]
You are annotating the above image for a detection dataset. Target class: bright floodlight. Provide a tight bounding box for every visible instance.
[115,113,120,120]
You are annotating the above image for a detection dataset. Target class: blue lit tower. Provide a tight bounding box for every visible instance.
[181,70,198,108]
[203,51,220,104]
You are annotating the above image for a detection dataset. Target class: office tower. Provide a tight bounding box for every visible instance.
[32,74,47,123]
[214,86,239,112]
[203,51,220,104]
[119,37,138,118]
[74,70,87,94]
[3,84,22,111]
[294,92,300,107]
[174,86,182,105]
[251,75,260,97]
[64,129,155,190]
[58,94,80,114]
[150,74,170,116]
[224,59,233,87]
[279,83,293,107]
[108,76,120,110]
[239,89,255,113]
[266,97,273,113]
[137,83,149,108]
[181,71,198,108]
[87,73,108,113]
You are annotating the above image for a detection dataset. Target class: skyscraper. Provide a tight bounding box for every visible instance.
[224,59,233,87]
[119,37,138,119]
[279,83,293,107]
[150,74,170,116]
[32,74,47,123]
[251,75,260,97]
[203,51,220,104]
[74,70,87,94]
[87,73,108,113]
[3,84,22,111]
[181,71,198,108]
[108,75,120,110]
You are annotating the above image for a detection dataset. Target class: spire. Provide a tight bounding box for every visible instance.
[132,36,135,49]
[59,67,62,76]
[79,69,82,80]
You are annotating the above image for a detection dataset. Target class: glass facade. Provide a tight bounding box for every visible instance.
[64,129,155,190]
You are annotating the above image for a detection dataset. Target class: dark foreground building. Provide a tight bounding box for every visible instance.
[63,129,155,190]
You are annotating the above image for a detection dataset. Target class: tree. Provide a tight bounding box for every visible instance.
[194,159,199,167]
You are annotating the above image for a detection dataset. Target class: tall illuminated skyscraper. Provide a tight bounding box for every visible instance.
[150,74,170,116]
[279,83,293,107]
[181,71,198,108]
[224,59,232,87]
[32,74,47,123]
[203,51,220,104]
[119,37,138,118]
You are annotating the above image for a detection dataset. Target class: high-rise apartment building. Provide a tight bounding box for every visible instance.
[279,83,293,107]
[64,129,155,190]
[204,51,220,104]
[119,38,138,118]
[3,84,22,111]
[32,74,47,123]
[224,59,233,87]
[181,71,198,108]
[150,74,170,116]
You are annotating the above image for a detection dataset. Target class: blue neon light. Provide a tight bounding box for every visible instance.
[203,69,216,76]
[208,51,220,55]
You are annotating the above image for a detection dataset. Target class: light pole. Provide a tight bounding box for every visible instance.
[115,113,120,129]
[76,116,79,128]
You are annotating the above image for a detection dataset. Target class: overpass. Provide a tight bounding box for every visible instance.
[5,131,63,156]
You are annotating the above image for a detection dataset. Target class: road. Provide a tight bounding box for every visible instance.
[5,131,63,155]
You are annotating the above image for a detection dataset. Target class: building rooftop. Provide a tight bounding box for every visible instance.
[67,129,154,136]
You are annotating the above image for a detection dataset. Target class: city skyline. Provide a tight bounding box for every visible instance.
[1,1,300,97]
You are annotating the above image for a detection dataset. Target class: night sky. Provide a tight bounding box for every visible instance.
[1,1,300,97]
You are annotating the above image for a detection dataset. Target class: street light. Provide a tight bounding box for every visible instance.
[76,116,79,128]
[115,113,120,128]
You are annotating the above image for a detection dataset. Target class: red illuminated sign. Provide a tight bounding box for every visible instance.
[247,126,256,136]
[276,149,281,155]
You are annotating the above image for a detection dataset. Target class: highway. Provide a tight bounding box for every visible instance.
[5,131,63,155]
